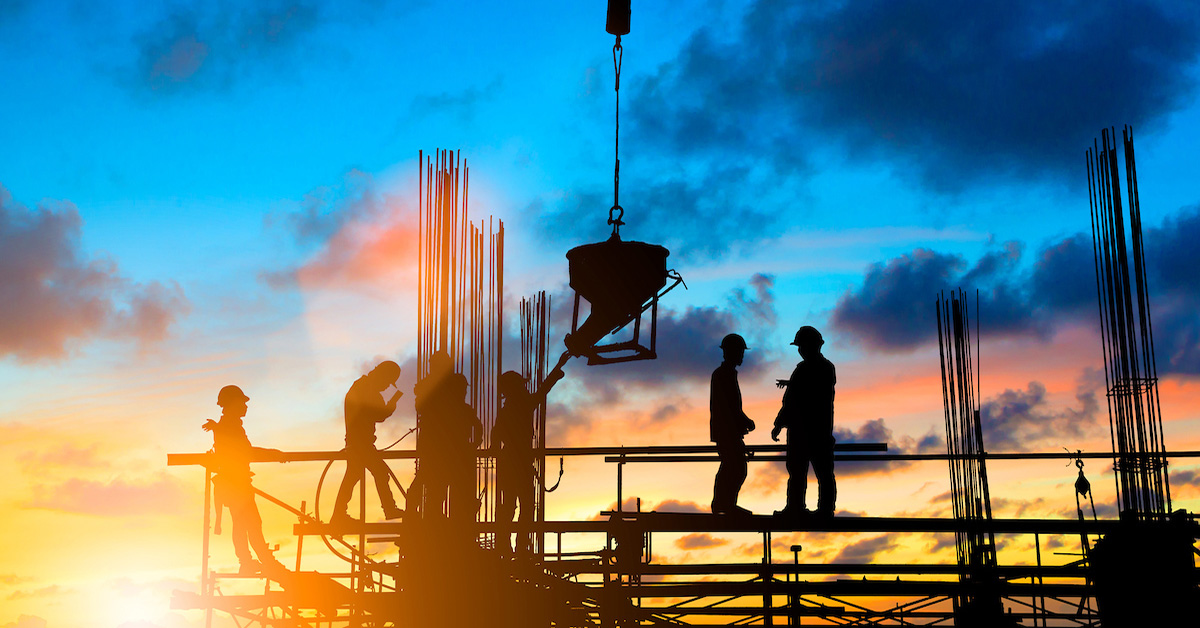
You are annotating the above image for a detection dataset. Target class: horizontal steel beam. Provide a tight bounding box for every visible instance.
[168,447,1200,467]
[603,450,1200,464]
[543,561,1089,577]
[295,514,1125,536]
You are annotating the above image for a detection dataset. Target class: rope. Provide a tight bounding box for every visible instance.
[539,456,565,493]
[380,426,418,451]
[311,451,409,567]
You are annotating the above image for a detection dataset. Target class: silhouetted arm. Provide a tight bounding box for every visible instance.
[380,389,402,422]
[532,365,566,407]
[772,367,801,441]
[251,446,286,461]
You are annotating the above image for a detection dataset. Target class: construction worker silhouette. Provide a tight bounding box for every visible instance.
[710,333,756,516]
[202,385,284,575]
[407,351,453,520]
[331,361,404,525]
[493,360,566,554]
[419,372,482,526]
[771,326,837,519]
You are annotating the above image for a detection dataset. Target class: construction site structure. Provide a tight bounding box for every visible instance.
[168,10,1200,620]
[1083,127,1196,625]
[936,290,1005,625]
[167,443,1200,627]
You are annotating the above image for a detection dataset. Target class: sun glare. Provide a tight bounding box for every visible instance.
[106,587,165,628]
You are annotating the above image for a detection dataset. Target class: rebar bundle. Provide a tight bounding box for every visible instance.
[520,291,552,549]
[936,290,999,617]
[1086,126,1171,520]
[416,149,504,523]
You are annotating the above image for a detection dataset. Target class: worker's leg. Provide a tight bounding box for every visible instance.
[241,491,272,562]
[495,463,516,553]
[514,465,536,553]
[812,440,837,514]
[425,472,449,519]
[333,455,366,516]
[223,485,253,565]
[785,434,811,511]
[364,451,399,513]
[449,462,477,525]
[712,440,747,511]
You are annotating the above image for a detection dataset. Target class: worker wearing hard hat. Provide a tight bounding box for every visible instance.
[771,326,837,519]
[710,333,756,516]
[493,357,567,555]
[331,361,405,525]
[202,385,285,575]
[419,372,482,529]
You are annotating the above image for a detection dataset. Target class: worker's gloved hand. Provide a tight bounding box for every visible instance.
[771,426,782,442]
[202,419,218,432]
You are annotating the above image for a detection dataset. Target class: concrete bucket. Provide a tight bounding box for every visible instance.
[564,235,669,360]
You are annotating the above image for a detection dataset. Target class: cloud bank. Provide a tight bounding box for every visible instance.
[263,170,420,293]
[830,205,1200,375]
[0,186,189,362]
[628,0,1200,192]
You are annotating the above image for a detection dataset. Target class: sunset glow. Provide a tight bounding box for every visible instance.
[3,2,1199,627]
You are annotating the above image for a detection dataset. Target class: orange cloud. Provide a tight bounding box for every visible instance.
[263,170,424,295]
[5,586,64,601]
[292,216,420,290]
[25,472,192,517]
[1,615,47,628]
[17,444,109,472]
[675,533,729,550]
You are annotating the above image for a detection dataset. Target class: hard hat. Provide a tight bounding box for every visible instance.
[429,350,452,373]
[499,370,526,390]
[217,385,249,407]
[447,373,469,393]
[791,326,824,347]
[719,333,749,351]
[375,360,401,383]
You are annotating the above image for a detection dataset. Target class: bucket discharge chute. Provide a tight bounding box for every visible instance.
[564,235,682,364]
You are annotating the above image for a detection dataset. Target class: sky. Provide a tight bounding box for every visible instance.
[2,1,1200,626]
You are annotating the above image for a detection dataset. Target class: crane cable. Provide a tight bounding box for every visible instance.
[608,35,625,237]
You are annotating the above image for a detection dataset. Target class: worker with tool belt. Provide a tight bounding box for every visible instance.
[203,385,285,575]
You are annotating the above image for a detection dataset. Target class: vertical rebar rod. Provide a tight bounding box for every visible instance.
[416,150,503,534]
[1086,126,1169,519]
[937,289,996,617]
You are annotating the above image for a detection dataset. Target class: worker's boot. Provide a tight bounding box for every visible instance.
[238,560,262,576]
[330,511,360,526]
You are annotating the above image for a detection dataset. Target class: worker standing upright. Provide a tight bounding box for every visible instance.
[710,333,756,516]
[203,385,285,575]
[772,326,837,519]
[493,357,567,554]
[419,372,482,527]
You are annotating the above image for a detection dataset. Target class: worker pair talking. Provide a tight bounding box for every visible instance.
[710,326,837,519]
